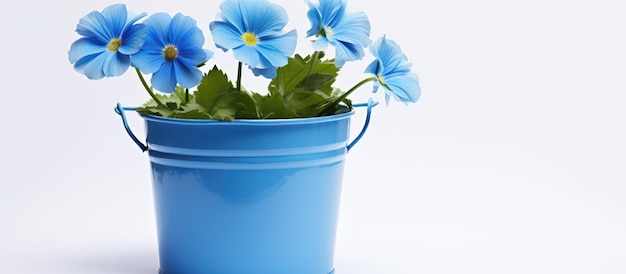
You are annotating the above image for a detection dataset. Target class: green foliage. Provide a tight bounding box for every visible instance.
[136,87,210,119]
[136,53,353,121]
[195,66,238,121]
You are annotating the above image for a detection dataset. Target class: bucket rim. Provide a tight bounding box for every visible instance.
[138,109,355,126]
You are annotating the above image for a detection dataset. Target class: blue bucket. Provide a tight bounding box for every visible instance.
[115,100,377,274]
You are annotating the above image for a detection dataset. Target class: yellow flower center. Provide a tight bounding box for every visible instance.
[242,32,258,46]
[378,75,385,84]
[324,26,333,37]
[163,45,178,61]
[108,38,121,51]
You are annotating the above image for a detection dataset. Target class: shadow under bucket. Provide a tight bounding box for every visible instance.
[115,101,377,274]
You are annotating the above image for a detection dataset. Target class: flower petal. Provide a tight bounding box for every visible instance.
[169,13,204,49]
[72,54,97,78]
[311,37,329,51]
[131,42,165,74]
[210,21,246,52]
[100,4,128,36]
[204,49,215,60]
[233,45,261,67]
[102,52,131,77]
[142,13,172,47]
[151,62,177,93]
[121,11,147,33]
[82,52,112,80]
[384,73,421,103]
[239,0,289,37]
[305,3,322,37]
[331,11,371,47]
[118,23,147,55]
[371,36,411,75]
[68,37,106,64]
[216,0,247,34]
[75,11,112,44]
[371,81,381,93]
[309,0,346,30]
[256,29,297,67]
[250,65,277,78]
[363,59,380,75]
[333,40,364,67]
[177,47,209,69]
[174,59,203,88]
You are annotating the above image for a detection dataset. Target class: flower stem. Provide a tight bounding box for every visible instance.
[135,68,164,107]
[236,62,243,92]
[307,51,321,76]
[318,77,376,115]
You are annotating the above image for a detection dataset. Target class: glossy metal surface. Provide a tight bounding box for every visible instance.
[142,112,354,274]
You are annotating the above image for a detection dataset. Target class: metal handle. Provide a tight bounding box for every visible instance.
[114,99,378,153]
[347,98,378,151]
[114,103,148,152]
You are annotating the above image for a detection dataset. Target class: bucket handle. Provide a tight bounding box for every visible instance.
[114,99,378,153]
[347,98,378,151]
[114,103,148,152]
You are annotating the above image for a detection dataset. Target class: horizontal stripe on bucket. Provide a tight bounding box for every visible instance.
[149,154,346,170]
[148,142,347,157]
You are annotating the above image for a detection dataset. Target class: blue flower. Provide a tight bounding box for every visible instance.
[209,0,297,78]
[68,4,147,80]
[364,36,421,104]
[305,0,371,67]
[132,13,213,93]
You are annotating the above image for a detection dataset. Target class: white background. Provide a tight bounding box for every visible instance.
[2,0,625,273]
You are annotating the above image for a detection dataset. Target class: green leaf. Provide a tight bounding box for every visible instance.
[261,53,343,118]
[173,86,189,104]
[208,95,238,121]
[253,92,298,119]
[269,53,339,97]
[172,102,211,119]
[136,89,185,117]
[195,65,238,121]
[295,73,335,91]
[135,106,174,117]
[288,90,328,117]
[232,90,261,119]
[196,66,233,109]
[316,89,354,116]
